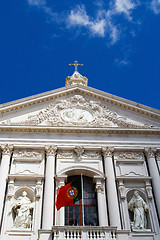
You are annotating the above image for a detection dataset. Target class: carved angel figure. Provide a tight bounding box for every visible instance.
[12,191,34,229]
[128,190,149,230]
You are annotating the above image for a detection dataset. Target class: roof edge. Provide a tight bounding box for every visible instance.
[0,85,159,119]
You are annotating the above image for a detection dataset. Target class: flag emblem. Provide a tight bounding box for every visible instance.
[67,187,78,199]
[56,177,82,210]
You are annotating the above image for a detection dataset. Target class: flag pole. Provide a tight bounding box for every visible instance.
[81,174,85,226]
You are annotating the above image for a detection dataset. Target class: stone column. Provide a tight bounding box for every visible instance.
[145,147,160,219]
[102,147,121,229]
[0,144,13,223]
[95,179,108,226]
[42,145,57,229]
[155,151,160,174]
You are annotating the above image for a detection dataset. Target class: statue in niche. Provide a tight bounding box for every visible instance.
[12,191,34,229]
[128,190,149,230]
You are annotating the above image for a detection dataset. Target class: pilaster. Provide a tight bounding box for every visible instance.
[42,145,57,229]
[0,144,13,223]
[95,178,108,226]
[102,146,121,229]
[144,147,160,220]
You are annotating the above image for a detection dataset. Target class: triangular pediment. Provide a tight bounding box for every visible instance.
[0,85,160,130]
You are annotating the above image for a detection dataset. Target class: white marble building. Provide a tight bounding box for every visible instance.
[0,65,160,240]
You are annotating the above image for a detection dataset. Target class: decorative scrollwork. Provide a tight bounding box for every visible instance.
[118,152,143,160]
[1,144,13,156]
[13,149,42,159]
[45,145,57,157]
[74,146,84,161]
[144,147,157,158]
[95,183,104,193]
[102,147,114,158]
[5,95,152,128]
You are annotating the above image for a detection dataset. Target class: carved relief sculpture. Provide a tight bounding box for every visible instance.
[12,191,34,229]
[128,190,149,230]
[118,152,143,160]
[3,95,151,128]
[74,146,84,161]
[13,149,42,159]
[57,150,76,158]
[95,183,104,194]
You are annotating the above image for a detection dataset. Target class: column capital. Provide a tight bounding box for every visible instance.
[95,182,104,194]
[45,145,57,157]
[1,144,13,156]
[144,147,157,158]
[102,146,114,158]
[155,151,160,160]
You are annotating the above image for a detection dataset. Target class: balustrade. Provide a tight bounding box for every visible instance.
[52,226,117,240]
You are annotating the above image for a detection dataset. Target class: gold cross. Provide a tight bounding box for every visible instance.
[69,60,83,72]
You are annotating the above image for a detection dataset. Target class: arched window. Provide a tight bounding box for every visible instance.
[65,176,98,226]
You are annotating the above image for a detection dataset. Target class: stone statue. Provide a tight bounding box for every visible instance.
[12,191,34,229]
[128,190,149,230]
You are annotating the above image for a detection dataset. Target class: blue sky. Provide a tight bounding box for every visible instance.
[0,0,160,110]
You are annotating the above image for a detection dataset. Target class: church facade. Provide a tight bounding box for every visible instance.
[0,66,160,240]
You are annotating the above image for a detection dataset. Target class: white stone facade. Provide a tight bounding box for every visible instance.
[0,72,160,240]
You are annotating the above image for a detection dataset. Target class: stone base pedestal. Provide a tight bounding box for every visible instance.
[0,231,35,240]
[38,230,52,240]
[131,231,156,240]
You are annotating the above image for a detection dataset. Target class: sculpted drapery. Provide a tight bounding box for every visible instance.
[128,190,149,230]
[12,191,34,229]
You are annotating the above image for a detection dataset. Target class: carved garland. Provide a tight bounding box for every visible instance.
[57,150,102,159]
[13,149,42,158]
[117,152,143,160]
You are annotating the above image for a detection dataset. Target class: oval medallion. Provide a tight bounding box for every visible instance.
[61,108,93,124]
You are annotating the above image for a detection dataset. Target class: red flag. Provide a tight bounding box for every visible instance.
[56,178,82,210]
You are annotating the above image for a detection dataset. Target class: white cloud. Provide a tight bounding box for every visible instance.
[67,5,121,42]
[115,58,129,65]
[26,0,160,45]
[27,0,59,23]
[67,5,107,37]
[27,0,46,7]
[115,0,136,14]
[113,0,139,21]
[68,6,90,27]
[151,0,160,14]
[108,22,120,44]
[90,19,106,36]
[93,0,104,8]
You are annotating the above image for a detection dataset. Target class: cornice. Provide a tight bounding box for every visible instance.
[0,86,75,114]
[116,176,152,181]
[0,125,160,135]
[0,85,159,120]
[8,174,44,181]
